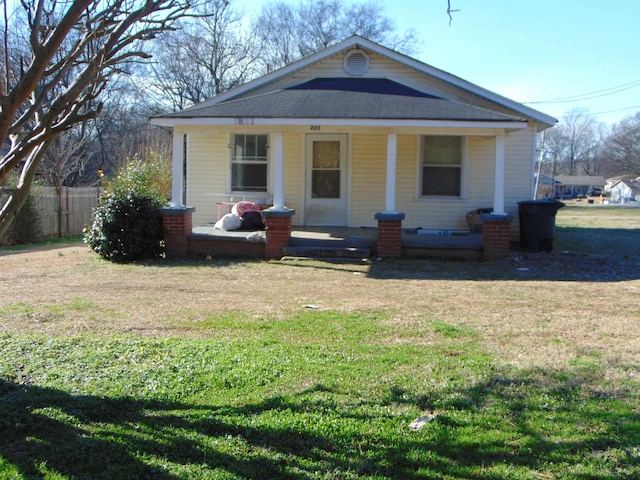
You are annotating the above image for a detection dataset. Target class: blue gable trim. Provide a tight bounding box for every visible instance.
[287,78,440,99]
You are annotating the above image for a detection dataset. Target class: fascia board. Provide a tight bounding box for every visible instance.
[149,116,528,130]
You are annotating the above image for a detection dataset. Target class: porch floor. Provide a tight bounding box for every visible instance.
[190,225,483,259]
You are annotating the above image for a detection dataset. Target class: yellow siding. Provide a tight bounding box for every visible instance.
[187,131,228,226]
[350,134,387,226]
[186,129,305,226]
[505,126,536,211]
[183,127,536,233]
[504,126,536,234]
[282,133,303,224]
[242,50,453,99]
[394,135,496,230]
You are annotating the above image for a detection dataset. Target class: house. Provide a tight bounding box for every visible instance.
[608,178,640,203]
[553,175,606,198]
[150,36,557,259]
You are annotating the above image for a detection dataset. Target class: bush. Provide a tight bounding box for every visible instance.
[106,154,171,201]
[84,158,169,262]
[4,192,42,245]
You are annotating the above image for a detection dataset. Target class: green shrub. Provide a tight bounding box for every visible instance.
[4,192,42,245]
[106,154,171,201]
[84,158,169,262]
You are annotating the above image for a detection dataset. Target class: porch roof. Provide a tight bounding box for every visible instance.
[554,175,606,186]
[155,78,526,126]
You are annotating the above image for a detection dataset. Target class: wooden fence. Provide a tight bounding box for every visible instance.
[2,186,100,238]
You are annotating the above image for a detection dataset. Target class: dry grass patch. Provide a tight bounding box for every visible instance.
[1,211,639,383]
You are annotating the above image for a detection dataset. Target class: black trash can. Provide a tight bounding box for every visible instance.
[518,200,565,252]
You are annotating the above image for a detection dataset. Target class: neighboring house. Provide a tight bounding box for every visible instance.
[608,178,640,203]
[151,36,556,235]
[553,176,606,198]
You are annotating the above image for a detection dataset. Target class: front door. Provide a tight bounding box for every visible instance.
[305,134,348,226]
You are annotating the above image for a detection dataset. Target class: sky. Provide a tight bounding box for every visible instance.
[233,0,640,125]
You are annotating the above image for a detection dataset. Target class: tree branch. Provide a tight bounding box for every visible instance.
[447,0,459,26]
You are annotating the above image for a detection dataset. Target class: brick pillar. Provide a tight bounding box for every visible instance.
[374,212,405,258]
[481,213,513,261]
[160,207,195,257]
[263,209,295,260]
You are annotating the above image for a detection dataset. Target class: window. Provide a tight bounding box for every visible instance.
[420,136,463,197]
[231,134,268,192]
[311,140,341,198]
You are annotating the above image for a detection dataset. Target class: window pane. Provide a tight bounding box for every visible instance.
[312,171,340,198]
[423,136,461,165]
[245,136,256,157]
[257,135,268,157]
[233,134,268,161]
[234,134,245,157]
[313,141,340,169]
[232,164,267,192]
[422,167,461,196]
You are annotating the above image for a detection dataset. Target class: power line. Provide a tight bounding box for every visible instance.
[524,80,640,104]
[558,105,640,120]
[587,105,640,117]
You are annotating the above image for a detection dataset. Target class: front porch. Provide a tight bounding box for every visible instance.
[187,225,485,260]
[162,207,511,261]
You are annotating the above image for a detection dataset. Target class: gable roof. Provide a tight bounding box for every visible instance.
[152,36,556,129]
[159,78,524,124]
[611,178,640,194]
[554,176,606,186]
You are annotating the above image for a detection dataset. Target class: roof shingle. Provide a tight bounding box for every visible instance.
[162,78,524,122]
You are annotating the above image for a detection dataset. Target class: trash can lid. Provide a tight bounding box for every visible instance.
[518,199,565,208]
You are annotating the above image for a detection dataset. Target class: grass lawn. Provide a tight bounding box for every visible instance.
[1,206,639,479]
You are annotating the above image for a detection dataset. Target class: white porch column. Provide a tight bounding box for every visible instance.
[170,130,184,207]
[271,132,285,210]
[493,133,506,215]
[384,133,398,213]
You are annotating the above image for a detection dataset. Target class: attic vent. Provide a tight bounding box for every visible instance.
[344,49,369,76]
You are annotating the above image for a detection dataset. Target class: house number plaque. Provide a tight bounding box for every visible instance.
[310,125,321,131]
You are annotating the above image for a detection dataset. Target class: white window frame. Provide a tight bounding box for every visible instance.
[229,133,269,193]
[417,135,467,199]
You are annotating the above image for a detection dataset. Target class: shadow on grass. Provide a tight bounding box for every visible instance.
[366,226,640,282]
[2,367,639,479]
[0,238,85,257]
[553,226,640,262]
[4,228,638,283]
[0,380,303,479]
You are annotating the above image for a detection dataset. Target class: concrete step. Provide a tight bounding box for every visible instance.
[282,246,371,259]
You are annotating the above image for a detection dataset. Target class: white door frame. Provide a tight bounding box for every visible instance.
[304,133,349,226]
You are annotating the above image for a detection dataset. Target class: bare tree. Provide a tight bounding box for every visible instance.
[601,112,640,176]
[85,75,172,182]
[36,123,92,236]
[543,108,603,176]
[0,0,198,240]
[253,2,297,72]
[37,124,91,188]
[145,0,262,110]
[253,0,420,72]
